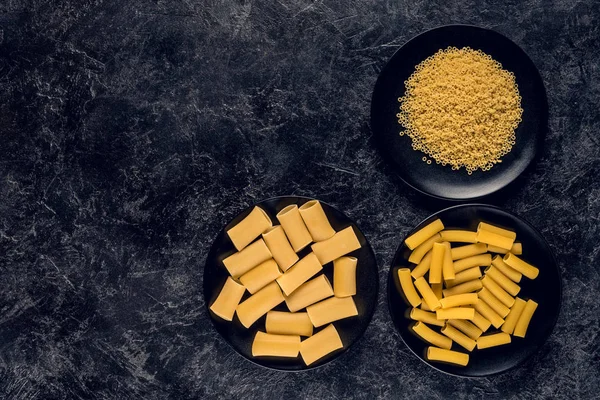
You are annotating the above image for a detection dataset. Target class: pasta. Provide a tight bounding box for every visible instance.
[492,255,522,282]
[299,324,343,366]
[239,259,282,294]
[266,311,314,337]
[441,324,476,351]
[436,307,475,320]
[478,287,511,317]
[439,230,477,243]
[412,321,452,349]
[481,276,515,308]
[411,250,432,279]
[439,293,478,309]
[421,283,442,311]
[262,225,299,271]
[478,222,517,240]
[410,308,444,327]
[513,299,538,338]
[227,206,272,251]
[476,333,511,349]
[442,279,483,297]
[277,204,313,252]
[487,242,522,255]
[405,219,445,250]
[236,281,285,328]
[398,268,422,307]
[442,242,455,282]
[426,347,469,366]
[222,239,272,278]
[453,254,492,273]
[445,267,482,288]
[448,319,483,340]
[484,265,521,296]
[414,277,441,310]
[501,297,527,335]
[210,277,246,321]
[476,229,514,251]
[503,253,539,280]
[474,298,504,329]
[334,256,357,297]
[298,200,336,241]
[284,274,334,313]
[450,243,488,261]
[311,226,361,265]
[408,234,442,264]
[429,242,446,284]
[276,252,323,296]
[252,331,301,357]
[470,310,492,332]
[306,296,358,327]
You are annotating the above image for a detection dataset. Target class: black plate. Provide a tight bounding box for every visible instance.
[387,204,561,377]
[204,196,379,370]
[371,25,548,200]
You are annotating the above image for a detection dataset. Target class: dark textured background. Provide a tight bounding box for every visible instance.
[0,0,598,399]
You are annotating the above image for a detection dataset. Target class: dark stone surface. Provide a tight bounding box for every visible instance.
[0,0,598,398]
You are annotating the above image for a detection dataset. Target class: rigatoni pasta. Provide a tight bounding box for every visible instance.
[439,230,477,243]
[426,346,469,366]
[405,219,445,250]
[476,332,511,349]
[334,256,357,297]
[398,268,422,307]
[277,204,313,252]
[252,331,300,357]
[298,200,336,241]
[311,226,361,265]
[306,296,358,327]
[266,311,313,337]
[236,281,285,328]
[210,277,246,321]
[299,324,343,366]
[239,259,282,294]
[408,234,442,264]
[276,252,322,296]
[262,225,299,271]
[412,321,452,349]
[222,239,272,278]
[513,299,538,338]
[284,274,334,312]
[227,206,272,251]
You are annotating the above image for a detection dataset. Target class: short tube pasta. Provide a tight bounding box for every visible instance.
[478,222,517,240]
[262,225,299,271]
[236,281,285,328]
[442,279,483,297]
[412,321,452,349]
[448,319,483,340]
[453,254,492,273]
[513,299,538,338]
[487,242,522,255]
[481,276,515,308]
[398,268,422,307]
[439,230,477,243]
[445,267,482,288]
[284,274,333,312]
[440,293,478,309]
[436,307,475,320]
[414,277,441,310]
[239,259,282,294]
[476,332,511,349]
[276,252,323,296]
[473,298,504,329]
[451,243,488,261]
[252,331,301,357]
[441,324,476,351]
[299,324,343,366]
[298,200,336,242]
[411,250,432,279]
[470,310,492,332]
[266,311,314,337]
[222,239,273,278]
[501,297,527,335]
[426,347,469,366]
[408,234,442,264]
[492,255,522,282]
[277,204,313,252]
[476,229,515,251]
[333,256,357,297]
[311,226,361,265]
[484,265,521,296]
[410,308,444,327]
[503,253,539,280]
[442,242,455,282]
[429,242,446,284]
[478,287,511,317]
[306,296,358,327]
[227,206,272,251]
[210,277,246,321]
[405,219,445,250]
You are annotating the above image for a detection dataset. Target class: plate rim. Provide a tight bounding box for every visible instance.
[386,203,562,377]
[203,195,380,372]
[370,24,549,201]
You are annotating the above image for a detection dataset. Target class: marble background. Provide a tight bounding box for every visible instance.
[1,0,599,398]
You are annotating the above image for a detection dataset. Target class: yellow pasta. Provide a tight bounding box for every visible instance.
[440,293,478,309]
[450,243,488,261]
[439,230,478,243]
[436,307,475,320]
[473,298,504,329]
[513,299,538,338]
[209,277,246,321]
[476,228,515,251]
[441,324,476,351]
[503,253,539,280]
[277,204,313,252]
[410,250,432,279]
[227,206,272,251]
[239,259,282,294]
[405,219,445,250]
[408,234,442,264]
[429,242,445,284]
[442,279,482,297]
[414,277,441,310]
[453,253,492,273]
[398,268,422,307]
[284,274,334,312]
[487,242,522,255]
[311,226,361,265]
[442,242,455,282]
[262,225,299,271]
[481,276,515,308]
[298,200,336,242]
[448,319,483,340]
[276,252,323,296]
[421,283,442,311]
[412,321,452,349]
[477,332,511,349]
[252,331,301,357]
[478,222,517,239]
[426,347,469,366]
[478,287,511,317]
[266,311,313,337]
[222,239,272,278]
[299,324,343,366]
[445,267,482,288]
[333,256,357,297]
[410,308,444,327]
[492,255,522,282]
[236,282,285,328]
[501,297,527,335]
[306,296,358,327]
[470,310,492,332]
[484,265,521,296]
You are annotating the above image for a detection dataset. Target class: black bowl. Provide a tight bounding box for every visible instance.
[371,25,548,200]
[387,204,561,377]
[204,196,379,370]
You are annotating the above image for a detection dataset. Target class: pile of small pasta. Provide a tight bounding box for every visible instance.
[398,219,539,367]
[210,200,361,366]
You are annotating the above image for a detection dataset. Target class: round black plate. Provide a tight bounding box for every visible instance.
[371,25,548,200]
[387,204,561,377]
[204,196,379,370]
